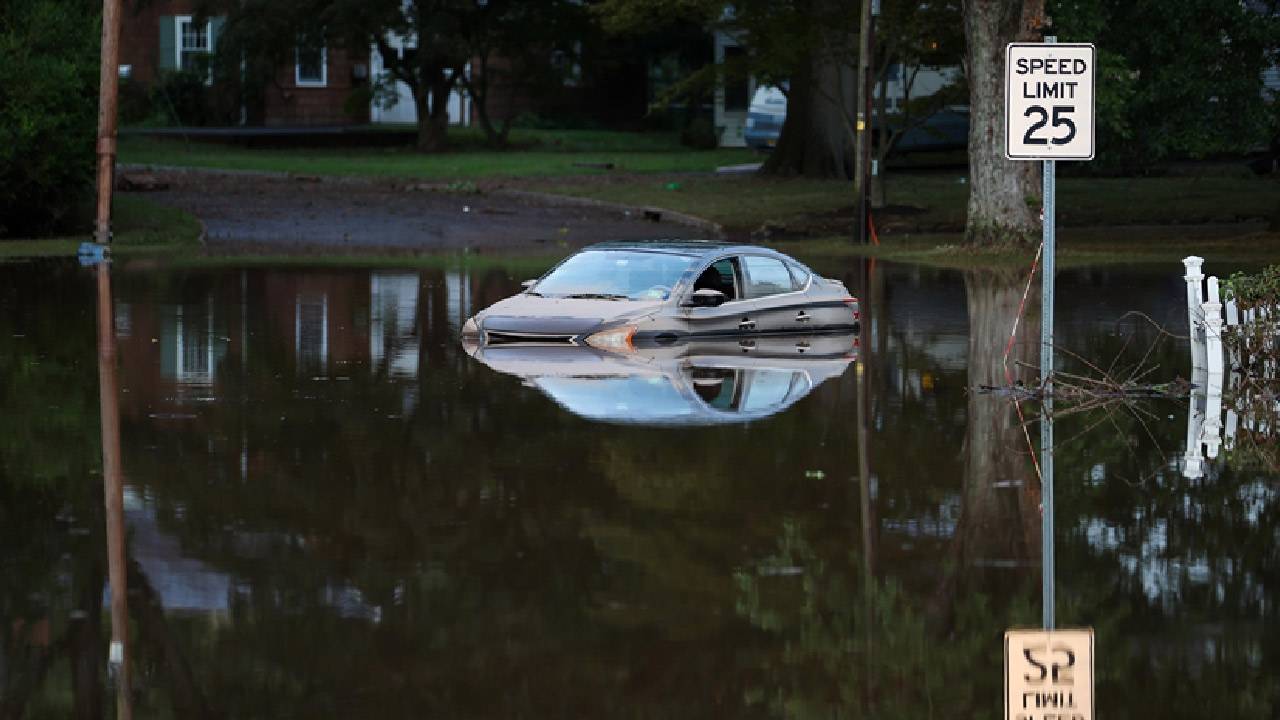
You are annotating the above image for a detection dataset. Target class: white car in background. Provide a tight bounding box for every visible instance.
[744,85,971,153]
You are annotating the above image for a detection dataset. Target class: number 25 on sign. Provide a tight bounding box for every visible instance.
[1005,43,1096,160]
[1005,629,1094,720]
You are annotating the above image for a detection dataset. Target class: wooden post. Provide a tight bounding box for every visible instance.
[97,263,132,720]
[94,0,124,244]
[853,0,873,243]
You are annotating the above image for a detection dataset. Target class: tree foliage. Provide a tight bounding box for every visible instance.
[0,0,100,237]
[216,0,588,151]
[1052,0,1280,166]
[596,0,862,177]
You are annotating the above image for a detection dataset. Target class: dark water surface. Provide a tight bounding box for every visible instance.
[1,257,1275,718]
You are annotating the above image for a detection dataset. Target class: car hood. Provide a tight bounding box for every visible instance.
[477,296,664,336]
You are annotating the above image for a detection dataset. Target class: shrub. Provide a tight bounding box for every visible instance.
[118,77,154,125]
[0,0,100,237]
[151,68,213,126]
[680,116,718,150]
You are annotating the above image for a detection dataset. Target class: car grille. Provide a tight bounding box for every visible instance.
[484,331,579,346]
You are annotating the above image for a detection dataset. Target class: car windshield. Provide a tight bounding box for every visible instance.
[532,250,698,300]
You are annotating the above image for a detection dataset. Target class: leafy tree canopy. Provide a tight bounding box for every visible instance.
[1052,0,1280,165]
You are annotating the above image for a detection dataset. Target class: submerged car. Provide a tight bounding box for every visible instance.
[461,241,860,353]
[466,334,858,426]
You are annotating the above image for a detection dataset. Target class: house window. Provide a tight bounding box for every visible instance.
[176,16,211,75]
[296,43,327,87]
[295,294,328,375]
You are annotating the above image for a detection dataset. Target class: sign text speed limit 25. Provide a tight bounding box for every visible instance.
[1005,43,1096,160]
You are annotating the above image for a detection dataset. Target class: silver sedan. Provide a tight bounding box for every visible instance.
[462,241,860,353]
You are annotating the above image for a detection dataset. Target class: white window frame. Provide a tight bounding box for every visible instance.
[174,15,212,84]
[295,45,328,88]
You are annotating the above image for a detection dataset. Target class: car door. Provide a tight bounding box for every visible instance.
[681,256,767,338]
[737,254,811,334]
[783,260,854,331]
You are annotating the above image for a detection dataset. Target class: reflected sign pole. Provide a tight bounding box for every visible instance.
[1004,37,1095,630]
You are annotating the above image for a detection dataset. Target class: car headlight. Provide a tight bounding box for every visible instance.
[745,117,755,129]
[584,324,636,353]
[460,317,481,355]
[461,317,480,339]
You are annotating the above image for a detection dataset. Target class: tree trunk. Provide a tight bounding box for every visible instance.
[931,269,1041,628]
[412,72,454,153]
[963,0,1045,245]
[412,86,440,153]
[129,561,209,719]
[760,50,857,179]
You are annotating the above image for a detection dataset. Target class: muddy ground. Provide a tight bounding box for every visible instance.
[134,170,710,253]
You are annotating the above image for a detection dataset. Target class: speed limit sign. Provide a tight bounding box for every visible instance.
[1005,43,1095,160]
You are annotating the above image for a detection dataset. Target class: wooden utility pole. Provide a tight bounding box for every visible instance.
[94,0,124,244]
[853,0,875,243]
[96,262,132,719]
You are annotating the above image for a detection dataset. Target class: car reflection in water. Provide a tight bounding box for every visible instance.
[465,334,858,425]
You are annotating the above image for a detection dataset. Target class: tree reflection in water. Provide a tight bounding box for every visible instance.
[0,261,1276,718]
[734,267,1043,717]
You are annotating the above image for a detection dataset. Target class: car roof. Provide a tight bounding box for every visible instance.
[581,239,797,262]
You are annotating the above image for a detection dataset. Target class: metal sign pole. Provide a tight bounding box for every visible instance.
[1041,156,1055,630]
[1039,35,1057,631]
[1003,37,1098,720]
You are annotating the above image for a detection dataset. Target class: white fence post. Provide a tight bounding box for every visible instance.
[1183,363,1208,480]
[1202,364,1224,459]
[1205,301,1225,379]
[1183,256,1207,372]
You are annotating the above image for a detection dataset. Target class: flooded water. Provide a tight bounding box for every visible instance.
[1,256,1276,718]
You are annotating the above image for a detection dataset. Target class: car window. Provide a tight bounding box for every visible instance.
[786,261,811,288]
[692,258,739,301]
[741,256,798,299]
[739,370,804,412]
[690,368,740,410]
[534,250,697,300]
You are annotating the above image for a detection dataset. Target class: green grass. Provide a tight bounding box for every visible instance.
[537,172,1278,234]
[118,132,758,180]
[109,129,1280,269]
[0,195,203,260]
[793,226,1280,270]
[149,249,564,274]
[119,130,1276,235]
[539,175,862,232]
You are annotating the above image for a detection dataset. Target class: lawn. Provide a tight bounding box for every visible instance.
[791,225,1280,270]
[0,195,203,259]
[118,129,758,180]
[116,128,1278,250]
[535,171,1278,235]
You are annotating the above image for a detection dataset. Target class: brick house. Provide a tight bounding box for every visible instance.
[119,0,371,126]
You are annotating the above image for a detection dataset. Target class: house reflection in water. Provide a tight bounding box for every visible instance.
[117,270,457,401]
[370,273,421,380]
[110,267,484,622]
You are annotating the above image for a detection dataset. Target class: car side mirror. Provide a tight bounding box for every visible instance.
[687,288,728,307]
[521,279,537,290]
